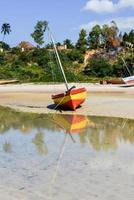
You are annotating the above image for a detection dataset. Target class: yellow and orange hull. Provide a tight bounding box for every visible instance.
[52,87,87,110]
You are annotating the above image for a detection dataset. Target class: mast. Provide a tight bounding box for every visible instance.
[48,27,69,91]
[121,57,132,77]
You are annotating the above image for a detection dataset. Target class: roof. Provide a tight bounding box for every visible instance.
[18,41,34,49]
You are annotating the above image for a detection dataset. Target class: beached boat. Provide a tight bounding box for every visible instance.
[48,28,87,110]
[0,79,19,85]
[100,79,125,85]
[100,58,134,86]
[121,58,134,85]
[122,76,134,84]
[52,87,86,110]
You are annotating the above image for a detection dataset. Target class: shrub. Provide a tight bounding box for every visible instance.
[84,58,113,77]
[67,49,84,63]
[0,41,10,50]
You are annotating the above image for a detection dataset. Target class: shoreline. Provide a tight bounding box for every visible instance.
[0,83,134,119]
[0,83,134,93]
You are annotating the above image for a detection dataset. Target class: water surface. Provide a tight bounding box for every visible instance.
[0,106,134,200]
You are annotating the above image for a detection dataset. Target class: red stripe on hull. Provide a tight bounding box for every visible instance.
[126,80,134,84]
[61,99,85,110]
[66,87,86,95]
[52,87,86,99]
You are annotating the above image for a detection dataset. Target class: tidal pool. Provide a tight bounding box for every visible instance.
[0,106,134,200]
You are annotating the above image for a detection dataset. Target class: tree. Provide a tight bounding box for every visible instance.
[45,43,53,49]
[1,23,11,52]
[101,21,120,50]
[1,23,11,42]
[76,29,87,53]
[128,30,134,44]
[56,42,61,46]
[0,41,10,50]
[31,20,48,48]
[63,39,74,49]
[123,32,129,41]
[122,30,134,47]
[110,21,119,39]
[122,32,129,46]
[101,24,111,49]
[88,25,102,49]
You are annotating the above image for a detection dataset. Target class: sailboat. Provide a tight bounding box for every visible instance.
[121,57,134,85]
[48,27,87,110]
[100,57,134,86]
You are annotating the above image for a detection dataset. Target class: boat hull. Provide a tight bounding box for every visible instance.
[122,76,134,84]
[52,87,87,110]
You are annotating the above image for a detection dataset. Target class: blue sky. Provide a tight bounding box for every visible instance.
[0,0,133,46]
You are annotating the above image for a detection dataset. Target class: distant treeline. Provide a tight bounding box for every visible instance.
[0,21,134,82]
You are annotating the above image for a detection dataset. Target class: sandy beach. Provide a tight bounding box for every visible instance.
[0,83,134,119]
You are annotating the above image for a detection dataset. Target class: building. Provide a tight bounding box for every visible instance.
[18,41,34,51]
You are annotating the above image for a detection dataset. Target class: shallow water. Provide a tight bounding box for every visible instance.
[0,106,134,200]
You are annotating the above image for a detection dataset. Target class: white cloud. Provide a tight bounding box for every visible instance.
[80,17,134,32]
[83,0,134,13]
[119,0,134,9]
[115,17,134,30]
[83,0,116,13]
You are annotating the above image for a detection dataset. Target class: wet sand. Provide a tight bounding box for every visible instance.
[0,83,134,119]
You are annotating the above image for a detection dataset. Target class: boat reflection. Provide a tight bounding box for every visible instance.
[0,106,134,154]
[52,114,94,134]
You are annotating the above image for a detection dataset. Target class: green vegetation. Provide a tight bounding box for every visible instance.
[0,20,133,83]
[63,39,74,49]
[84,57,127,78]
[76,29,87,53]
[31,20,48,48]
[88,25,102,49]
[0,41,10,50]
[84,58,113,77]
[123,30,134,46]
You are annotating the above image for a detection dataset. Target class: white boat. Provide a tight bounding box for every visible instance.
[122,76,134,84]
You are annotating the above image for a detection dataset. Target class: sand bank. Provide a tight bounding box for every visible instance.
[0,83,134,119]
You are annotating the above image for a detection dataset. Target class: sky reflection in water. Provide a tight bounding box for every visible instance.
[0,106,134,154]
[0,106,134,200]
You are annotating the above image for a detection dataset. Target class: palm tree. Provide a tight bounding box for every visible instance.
[1,23,11,41]
[0,23,11,52]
